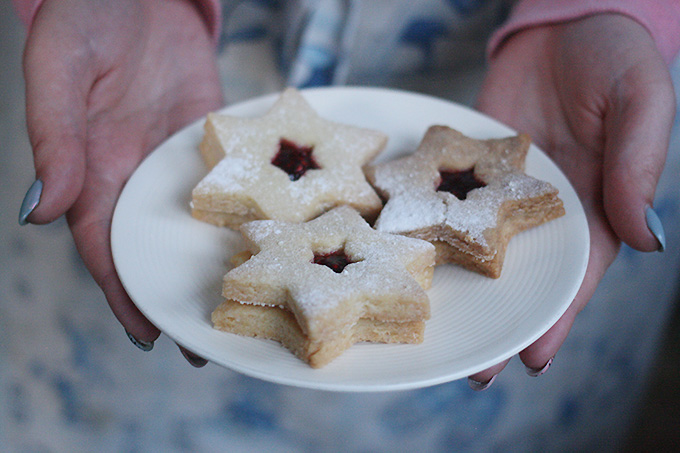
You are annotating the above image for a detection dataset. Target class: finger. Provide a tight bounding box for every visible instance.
[21,19,93,224]
[602,60,675,252]
[518,303,577,372]
[467,358,511,391]
[519,207,620,370]
[178,345,208,368]
[66,134,160,344]
[67,207,161,344]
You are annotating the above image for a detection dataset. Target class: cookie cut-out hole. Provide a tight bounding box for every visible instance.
[313,249,357,273]
[271,138,320,181]
[437,167,486,200]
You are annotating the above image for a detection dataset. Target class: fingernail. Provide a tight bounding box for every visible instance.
[18,179,43,225]
[179,346,208,368]
[126,331,154,352]
[526,356,553,377]
[646,206,666,252]
[467,374,496,391]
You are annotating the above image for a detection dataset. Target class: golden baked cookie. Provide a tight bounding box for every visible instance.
[191,88,387,229]
[212,300,425,369]
[213,206,435,368]
[367,125,565,278]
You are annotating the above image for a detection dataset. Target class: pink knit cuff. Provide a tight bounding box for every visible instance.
[488,0,680,65]
[12,0,222,44]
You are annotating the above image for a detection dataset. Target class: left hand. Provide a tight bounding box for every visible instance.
[470,13,675,386]
[21,0,224,359]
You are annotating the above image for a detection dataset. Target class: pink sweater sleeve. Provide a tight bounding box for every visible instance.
[11,0,222,44]
[488,0,680,65]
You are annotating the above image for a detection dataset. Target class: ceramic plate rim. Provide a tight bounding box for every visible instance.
[112,86,589,392]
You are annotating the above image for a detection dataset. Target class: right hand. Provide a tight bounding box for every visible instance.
[469,13,674,386]
[22,0,224,353]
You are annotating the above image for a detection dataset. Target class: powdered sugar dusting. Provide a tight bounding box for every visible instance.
[370,126,562,257]
[191,88,387,225]
[223,206,434,340]
[195,156,257,193]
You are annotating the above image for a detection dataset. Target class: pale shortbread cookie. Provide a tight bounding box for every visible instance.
[214,206,435,367]
[212,300,425,368]
[191,88,387,228]
[367,126,565,278]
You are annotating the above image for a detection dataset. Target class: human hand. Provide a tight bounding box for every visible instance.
[469,13,674,388]
[19,0,223,362]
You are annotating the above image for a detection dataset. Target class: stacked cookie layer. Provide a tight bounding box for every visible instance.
[212,206,435,368]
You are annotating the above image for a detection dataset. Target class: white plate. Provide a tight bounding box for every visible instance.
[112,87,589,392]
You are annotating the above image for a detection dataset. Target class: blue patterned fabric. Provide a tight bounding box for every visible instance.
[216,0,509,101]
[2,1,680,451]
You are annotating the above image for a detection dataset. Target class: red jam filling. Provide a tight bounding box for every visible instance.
[271,138,320,181]
[313,249,355,273]
[437,167,486,200]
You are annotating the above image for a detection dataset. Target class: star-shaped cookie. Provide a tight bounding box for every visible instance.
[367,125,565,278]
[212,300,426,368]
[215,206,435,367]
[191,88,387,228]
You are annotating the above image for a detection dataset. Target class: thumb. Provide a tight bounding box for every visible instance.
[20,22,91,224]
[602,62,675,252]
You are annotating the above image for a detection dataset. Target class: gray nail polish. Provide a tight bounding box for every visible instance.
[526,356,553,377]
[646,206,666,252]
[468,374,496,391]
[126,331,154,352]
[18,179,43,225]
[179,346,208,368]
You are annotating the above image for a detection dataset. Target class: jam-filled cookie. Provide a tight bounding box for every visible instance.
[367,125,565,278]
[212,206,435,368]
[191,88,387,229]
